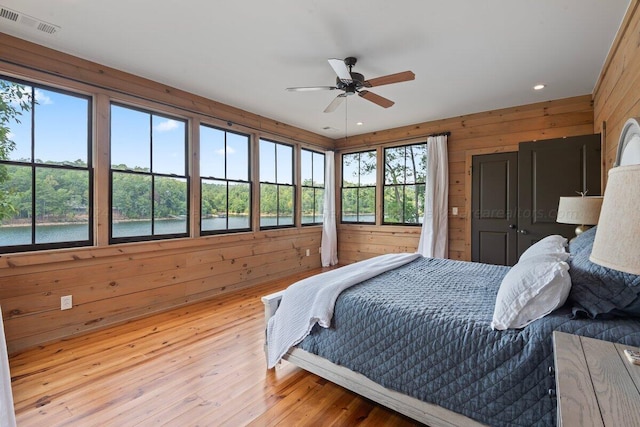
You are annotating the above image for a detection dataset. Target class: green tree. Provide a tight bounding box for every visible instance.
[382,144,426,223]
[0,80,32,220]
[112,172,152,219]
[343,146,425,223]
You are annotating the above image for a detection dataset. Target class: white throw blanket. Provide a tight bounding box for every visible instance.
[266,252,422,368]
[1,307,16,427]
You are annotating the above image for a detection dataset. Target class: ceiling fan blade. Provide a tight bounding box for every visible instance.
[324,94,346,113]
[328,58,352,83]
[359,90,394,108]
[364,71,415,88]
[286,86,337,92]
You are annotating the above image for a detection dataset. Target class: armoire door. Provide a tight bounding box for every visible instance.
[471,152,519,266]
[517,134,601,256]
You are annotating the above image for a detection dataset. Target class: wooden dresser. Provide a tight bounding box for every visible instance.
[553,331,640,426]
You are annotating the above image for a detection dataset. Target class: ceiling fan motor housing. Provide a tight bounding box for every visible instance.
[336,72,365,94]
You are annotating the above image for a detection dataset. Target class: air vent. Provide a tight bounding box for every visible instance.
[0,5,60,35]
[0,7,18,22]
[37,22,57,34]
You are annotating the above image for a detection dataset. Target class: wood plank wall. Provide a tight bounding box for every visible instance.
[0,33,332,354]
[3,9,628,352]
[594,0,640,173]
[335,95,594,263]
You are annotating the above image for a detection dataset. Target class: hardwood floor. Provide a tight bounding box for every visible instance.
[9,268,421,426]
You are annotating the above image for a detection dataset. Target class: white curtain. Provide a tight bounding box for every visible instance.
[0,307,17,427]
[321,150,338,266]
[417,134,449,258]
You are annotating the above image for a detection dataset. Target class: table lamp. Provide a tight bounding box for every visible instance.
[590,164,640,275]
[556,195,603,237]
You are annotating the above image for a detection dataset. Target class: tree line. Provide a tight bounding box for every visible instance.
[0,165,329,224]
[0,160,424,224]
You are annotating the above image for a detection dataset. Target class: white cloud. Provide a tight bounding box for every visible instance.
[34,89,53,105]
[155,119,179,132]
[216,146,236,156]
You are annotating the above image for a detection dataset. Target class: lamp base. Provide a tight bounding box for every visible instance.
[569,225,592,243]
[575,224,592,236]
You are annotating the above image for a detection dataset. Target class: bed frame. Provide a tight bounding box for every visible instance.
[262,291,486,427]
[262,119,640,427]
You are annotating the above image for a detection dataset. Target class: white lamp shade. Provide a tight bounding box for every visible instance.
[590,164,640,275]
[556,196,603,225]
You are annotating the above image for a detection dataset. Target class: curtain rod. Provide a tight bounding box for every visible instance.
[429,131,451,138]
[341,130,452,148]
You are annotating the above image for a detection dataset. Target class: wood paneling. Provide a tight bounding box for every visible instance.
[594,0,640,176]
[1,228,323,354]
[337,96,595,263]
[337,224,422,264]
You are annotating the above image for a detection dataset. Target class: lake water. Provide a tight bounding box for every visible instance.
[0,215,357,247]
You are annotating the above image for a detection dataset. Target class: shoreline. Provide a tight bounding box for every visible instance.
[0,214,293,228]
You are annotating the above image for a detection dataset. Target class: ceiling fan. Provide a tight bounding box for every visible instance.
[286,57,415,113]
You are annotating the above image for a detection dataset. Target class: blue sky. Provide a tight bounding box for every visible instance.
[4,79,319,182]
[111,104,186,174]
[7,85,89,164]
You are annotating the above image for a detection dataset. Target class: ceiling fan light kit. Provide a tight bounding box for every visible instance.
[286,57,415,113]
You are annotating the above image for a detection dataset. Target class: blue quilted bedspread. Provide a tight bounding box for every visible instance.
[297,257,640,427]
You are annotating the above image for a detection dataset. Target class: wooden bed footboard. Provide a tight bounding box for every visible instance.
[261,290,284,362]
[260,291,486,427]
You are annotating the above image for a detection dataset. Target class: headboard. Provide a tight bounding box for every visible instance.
[616,117,640,166]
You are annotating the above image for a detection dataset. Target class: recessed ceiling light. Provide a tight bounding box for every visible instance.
[356,122,364,126]
[533,84,546,91]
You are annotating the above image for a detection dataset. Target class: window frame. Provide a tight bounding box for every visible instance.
[0,75,94,254]
[382,142,427,226]
[300,148,325,226]
[109,102,190,244]
[258,138,295,230]
[199,123,252,235]
[340,150,377,225]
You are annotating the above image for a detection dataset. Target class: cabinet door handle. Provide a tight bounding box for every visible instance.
[509,224,517,229]
[519,229,528,235]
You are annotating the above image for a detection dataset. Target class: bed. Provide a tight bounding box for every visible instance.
[262,119,640,427]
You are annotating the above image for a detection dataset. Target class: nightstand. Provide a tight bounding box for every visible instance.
[553,331,640,426]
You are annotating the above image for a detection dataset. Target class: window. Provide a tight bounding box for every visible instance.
[110,103,188,242]
[200,125,251,234]
[341,150,376,223]
[301,149,324,225]
[383,142,427,225]
[0,77,92,253]
[259,138,294,228]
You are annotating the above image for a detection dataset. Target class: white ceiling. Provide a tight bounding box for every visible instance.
[0,1,631,138]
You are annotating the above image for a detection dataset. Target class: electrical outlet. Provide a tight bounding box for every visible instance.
[305,249,310,257]
[61,295,73,310]
[452,207,459,216]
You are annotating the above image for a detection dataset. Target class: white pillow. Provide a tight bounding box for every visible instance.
[491,254,571,330]
[519,235,569,262]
